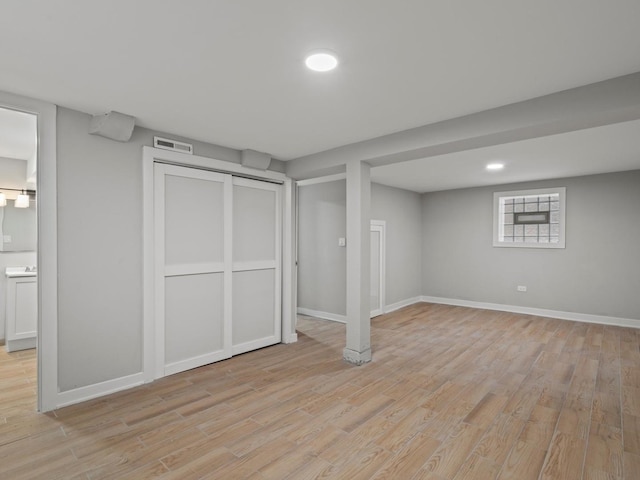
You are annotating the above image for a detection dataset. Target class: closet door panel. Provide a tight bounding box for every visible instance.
[231,178,281,354]
[164,175,224,266]
[165,273,225,371]
[155,164,231,377]
[233,185,276,264]
[232,270,276,349]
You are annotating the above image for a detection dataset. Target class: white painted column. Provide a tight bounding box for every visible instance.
[344,159,372,365]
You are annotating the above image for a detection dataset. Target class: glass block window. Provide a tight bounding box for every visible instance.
[493,187,566,248]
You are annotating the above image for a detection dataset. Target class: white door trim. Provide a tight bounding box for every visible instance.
[370,220,386,318]
[0,91,57,412]
[143,146,296,382]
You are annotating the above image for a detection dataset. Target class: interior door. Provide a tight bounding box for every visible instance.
[370,221,385,318]
[232,177,281,355]
[154,164,232,376]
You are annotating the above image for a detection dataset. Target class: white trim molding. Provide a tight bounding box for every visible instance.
[56,373,146,409]
[384,296,423,314]
[300,296,640,330]
[297,307,346,324]
[298,295,423,324]
[421,296,640,329]
[296,173,346,187]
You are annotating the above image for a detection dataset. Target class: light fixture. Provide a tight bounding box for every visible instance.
[15,190,29,208]
[486,163,504,171]
[0,193,6,207]
[305,50,339,72]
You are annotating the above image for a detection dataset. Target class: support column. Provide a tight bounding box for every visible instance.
[344,159,371,365]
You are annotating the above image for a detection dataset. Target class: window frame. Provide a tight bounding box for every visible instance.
[493,187,566,249]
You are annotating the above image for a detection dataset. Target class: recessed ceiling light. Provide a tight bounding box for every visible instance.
[305,51,339,72]
[486,163,504,171]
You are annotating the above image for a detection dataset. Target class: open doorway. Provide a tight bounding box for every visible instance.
[370,220,386,318]
[0,106,38,410]
[0,90,57,412]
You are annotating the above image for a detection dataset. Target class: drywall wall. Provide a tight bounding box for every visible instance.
[56,107,284,391]
[421,170,640,320]
[297,180,347,316]
[371,183,422,305]
[297,180,422,316]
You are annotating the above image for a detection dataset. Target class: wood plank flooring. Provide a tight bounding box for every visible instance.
[1,302,640,479]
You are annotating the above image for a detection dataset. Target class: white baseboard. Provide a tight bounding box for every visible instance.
[297,307,346,323]
[5,336,37,352]
[299,296,639,329]
[421,296,640,329]
[384,296,423,314]
[298,296,424,324]
[56,372,146,409]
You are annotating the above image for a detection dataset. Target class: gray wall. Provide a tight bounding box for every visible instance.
[297,180,422,316]
[56,107,283,391]
[422,170,640,320]
[297,181,347,315]
[371,183,422,305]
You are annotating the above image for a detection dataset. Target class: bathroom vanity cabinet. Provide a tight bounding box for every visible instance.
[5,268,37,352]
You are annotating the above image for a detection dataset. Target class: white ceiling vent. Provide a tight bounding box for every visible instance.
[154,136,193,154]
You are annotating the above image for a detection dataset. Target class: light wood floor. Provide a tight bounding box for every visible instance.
[1,303,640,479]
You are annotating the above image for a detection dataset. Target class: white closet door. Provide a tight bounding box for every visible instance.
[154,164,232,376]
[232,177,281,355]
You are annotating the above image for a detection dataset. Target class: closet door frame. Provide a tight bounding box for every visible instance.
[142,146,297,384]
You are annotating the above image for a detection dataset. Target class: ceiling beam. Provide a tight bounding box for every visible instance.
[286,72,640,180]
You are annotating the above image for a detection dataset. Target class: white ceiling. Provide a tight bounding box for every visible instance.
[0,107,37,161]
[1,1,639,190]
[371,119,640,193]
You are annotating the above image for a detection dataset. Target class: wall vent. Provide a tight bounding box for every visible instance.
[154,136,193,154]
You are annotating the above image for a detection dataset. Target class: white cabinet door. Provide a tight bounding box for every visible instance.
[5,276,37,352]
[154,164,282,377]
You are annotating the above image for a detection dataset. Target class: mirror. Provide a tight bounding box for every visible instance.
[0,200,36,252]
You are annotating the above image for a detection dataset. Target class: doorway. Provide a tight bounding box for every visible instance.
[370,220,386,318]
[0,91,57,412]
[0,106,38,406]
